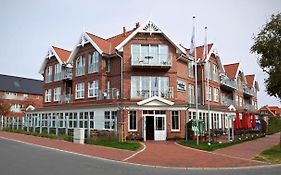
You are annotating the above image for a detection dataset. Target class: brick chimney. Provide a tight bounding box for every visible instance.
[123,27,126,37]
[135,22,140,28]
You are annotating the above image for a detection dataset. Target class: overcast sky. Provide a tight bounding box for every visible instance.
[0,0,280,107]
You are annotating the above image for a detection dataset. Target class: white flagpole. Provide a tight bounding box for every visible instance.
[192,16,199,145]
[204,27,211,145]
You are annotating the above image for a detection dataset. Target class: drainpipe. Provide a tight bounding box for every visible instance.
[116,52,125,142]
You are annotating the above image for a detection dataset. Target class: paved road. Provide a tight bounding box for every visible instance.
[0,138,280,175]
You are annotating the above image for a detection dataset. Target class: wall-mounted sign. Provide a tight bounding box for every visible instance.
[177,80,186,92]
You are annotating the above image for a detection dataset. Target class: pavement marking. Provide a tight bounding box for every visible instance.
[1,136,281,170]
[174,142,267,164]
[122,142,146,161]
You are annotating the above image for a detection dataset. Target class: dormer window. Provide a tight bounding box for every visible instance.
[88,51,99,73]
[76,56,85,76]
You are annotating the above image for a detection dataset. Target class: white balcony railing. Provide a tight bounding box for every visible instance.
[59,94,73,104]
[54,72,63,81]
[63,69,72,80]
[45,75,52,83]
[134,87,174,99]
[221,98,236,106]
[132,54,172,67]
[244,87,255,96]
[76,67,85,76]
[88,64,98,74]
[220,77,237,90]
[97,88,120,100]
[245,103,256,110]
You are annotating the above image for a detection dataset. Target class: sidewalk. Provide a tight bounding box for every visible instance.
[214,132,281,159]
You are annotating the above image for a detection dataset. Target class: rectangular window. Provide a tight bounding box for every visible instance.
[54,87,61,102]
[239,96,242,106]
[76,83,85,99]
[171,111,180,131]
[88,80,99,98]
[188,84,195,104]
[88,52,99,73]
[105,58,110,73]
[76,56,85,76]
[206,85,212,101]
[131,44,170,66]
[45,66,52,83]
[54,63,62,81]
[188,60,194,77]
[104,111,116,130]
[130,76,171,98]
[213,64,218,82]
[235,95,239,106]
[206,61,211,80]
[213,87,219,102]
[45,89,52,102]
[128,111,137,131]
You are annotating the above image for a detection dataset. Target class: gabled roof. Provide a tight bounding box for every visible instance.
[0,74,43,95]
[245,74,255,88]
[39,46,71,74]
[223,63,240,79]
[184,43,214,61]
[259,105,281,116]
[52,46,71,63]
[137,96,174,106]
[115,20,185,53]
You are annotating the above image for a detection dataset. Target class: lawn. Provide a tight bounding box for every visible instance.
[85,139,142,151]
[254,144,281,164]
[177,133,266,151]
[267,117,281,135]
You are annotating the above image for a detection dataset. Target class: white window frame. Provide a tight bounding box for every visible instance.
[213,87,219,102]
[45,66,53,83]
[188,60,194,77]
[54,63,62,81]
[188,84,195,104]
[104,111,116,130]
[213,63,218,82]
[206,85,212,101]
[53,87,61,102]
[76,56,85,76]
[45,89,52,102]
[128,111,137,132]
[171,111,180,132]
[88,80,99,98]
[75,83,85,99]
[88,51,99,73]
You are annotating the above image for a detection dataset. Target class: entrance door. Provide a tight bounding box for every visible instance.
[154,115,166,140]
[145,116,154,140]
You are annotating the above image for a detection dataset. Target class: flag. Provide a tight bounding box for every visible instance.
[189,16,196,56]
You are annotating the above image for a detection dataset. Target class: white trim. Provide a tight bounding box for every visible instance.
[39,46,65,74]
[137,96,174,106]
[67,32,103,64]
[116,19,185,53]
[171,111,180,132]
[127,106,187,111]
[128,111,138,132]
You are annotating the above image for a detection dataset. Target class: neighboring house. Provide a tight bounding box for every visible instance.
[25,20,259,141]
[259,105,281,123]
[0,74,43,118]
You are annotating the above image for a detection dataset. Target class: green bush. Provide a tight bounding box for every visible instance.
[267,117,281,135]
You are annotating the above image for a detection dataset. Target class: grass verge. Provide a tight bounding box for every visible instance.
[177,133,266,151]
[85,138,141,151]
[254,144,281,164]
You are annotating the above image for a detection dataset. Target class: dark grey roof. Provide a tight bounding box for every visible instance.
[0,74,43,95]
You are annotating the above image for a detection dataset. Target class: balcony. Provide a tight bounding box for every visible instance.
[97,88,120,100]
[131,54,172,68]
[59,94,73,104]
[45,75,52,83]
[63,69,72,80]
[245,103,256,110]
[88,64,98,74]
[221,98,236,106]
[244,87,255,97]
[220,77,237,90]
[76,67,85,76]
[133,87,174,99]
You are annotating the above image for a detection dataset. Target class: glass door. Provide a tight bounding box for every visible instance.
[154,115,166,140]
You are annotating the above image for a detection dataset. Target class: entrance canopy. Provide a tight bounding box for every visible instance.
[137,96,174,106]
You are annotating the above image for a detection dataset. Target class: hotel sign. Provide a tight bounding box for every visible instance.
[177,80,186,92]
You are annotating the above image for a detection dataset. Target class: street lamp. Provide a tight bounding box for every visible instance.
[227,105,236,142]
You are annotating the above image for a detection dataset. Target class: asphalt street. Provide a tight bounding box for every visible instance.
[0,138,280,175]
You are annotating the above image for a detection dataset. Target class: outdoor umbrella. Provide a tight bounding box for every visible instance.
[247,113,252,129]
[234,112,240,129]
[252,114,256,128]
